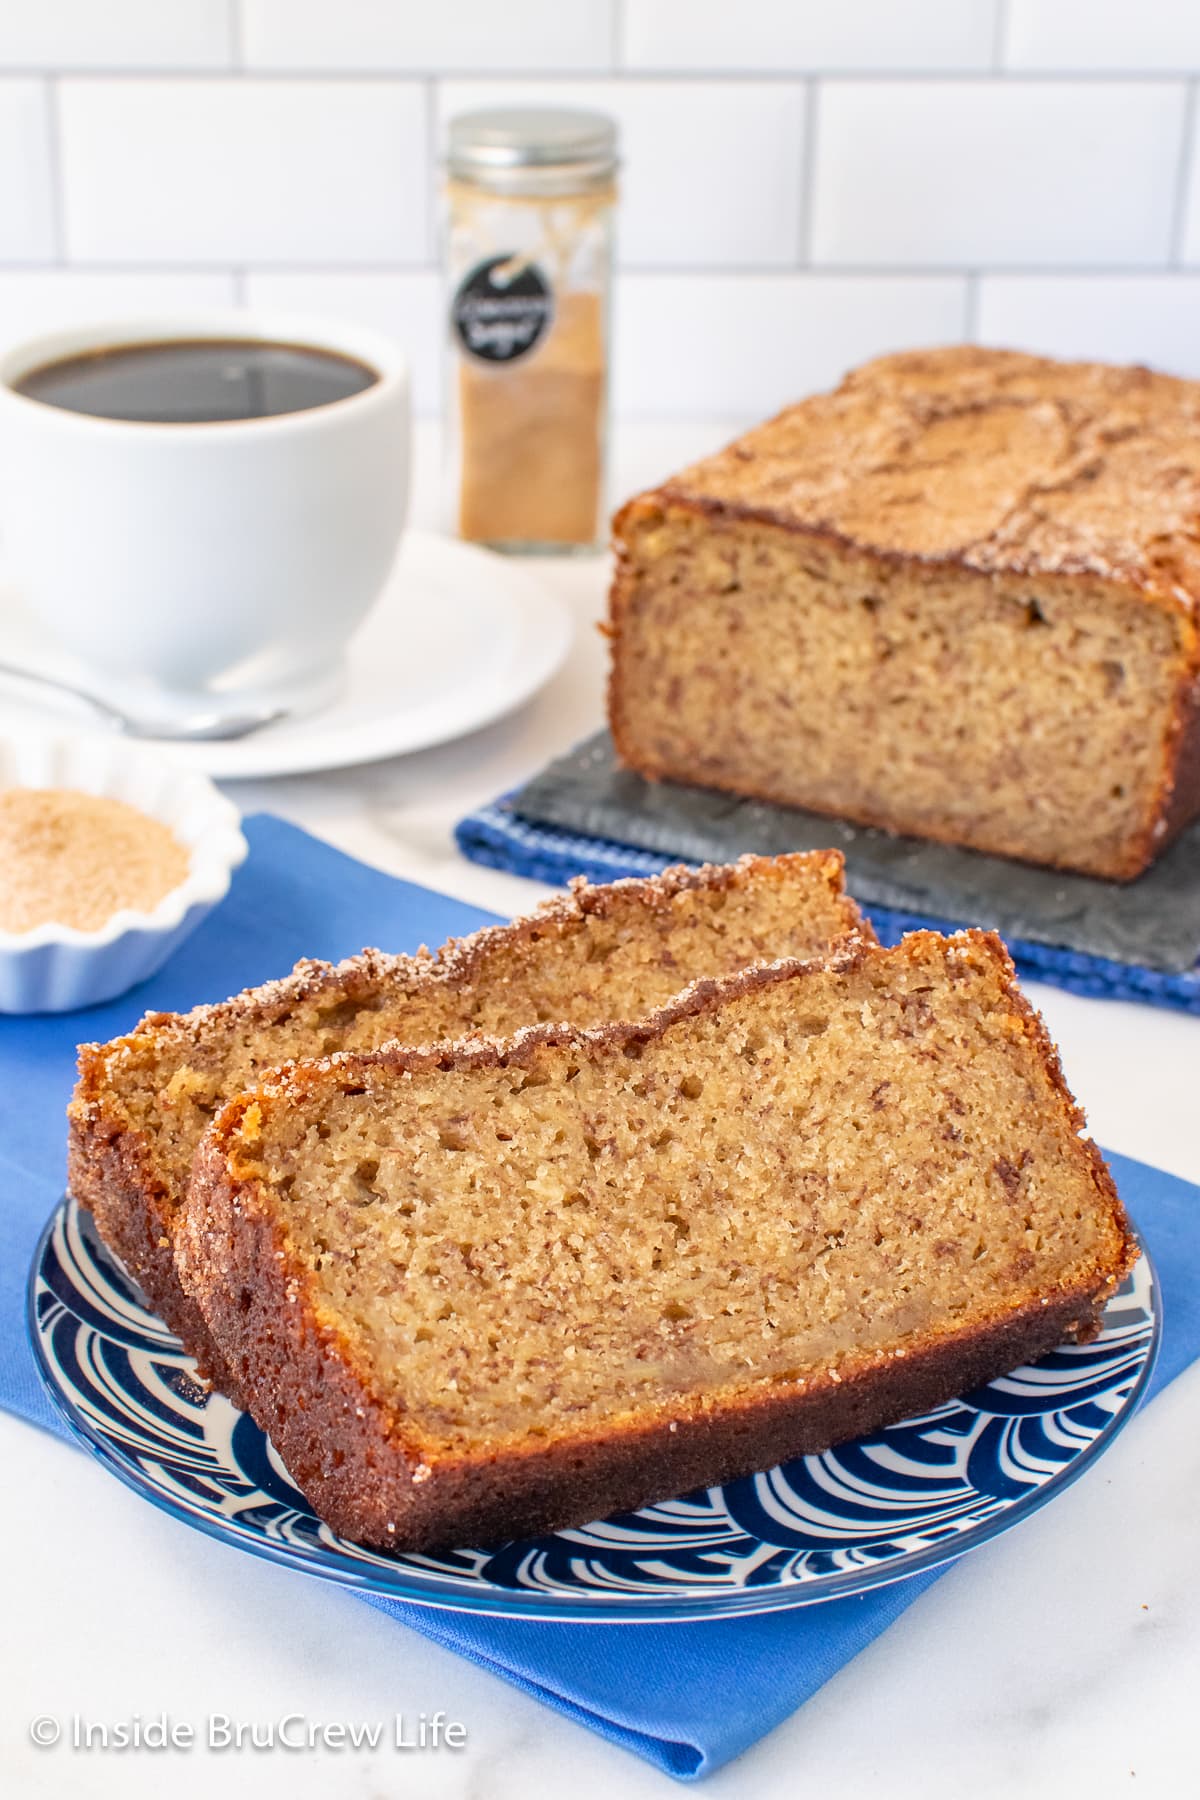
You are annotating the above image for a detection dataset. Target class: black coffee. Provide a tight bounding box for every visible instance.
[13,337,378,423]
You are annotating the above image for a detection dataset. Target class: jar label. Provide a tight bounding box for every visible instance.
[451,257,553,364]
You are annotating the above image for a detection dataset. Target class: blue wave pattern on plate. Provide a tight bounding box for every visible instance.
[30,1195,1158,1621]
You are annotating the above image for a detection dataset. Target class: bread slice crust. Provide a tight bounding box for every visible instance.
[178,931,1136,1553]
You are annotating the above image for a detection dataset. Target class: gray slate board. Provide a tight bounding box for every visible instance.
[510,731,1200,976]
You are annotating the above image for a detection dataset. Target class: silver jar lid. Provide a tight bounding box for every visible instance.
[447,107,618,194]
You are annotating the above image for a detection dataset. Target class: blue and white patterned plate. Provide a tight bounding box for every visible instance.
[30,1194,1159,1624]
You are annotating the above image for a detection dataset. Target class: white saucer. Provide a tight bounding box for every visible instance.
[0,532,573,780]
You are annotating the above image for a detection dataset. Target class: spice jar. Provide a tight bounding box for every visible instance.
[444,107,617,554]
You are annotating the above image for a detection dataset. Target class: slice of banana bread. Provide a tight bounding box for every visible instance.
[608,346,1200,880]
[68,852,866,1381]
[177,930,1135,1552]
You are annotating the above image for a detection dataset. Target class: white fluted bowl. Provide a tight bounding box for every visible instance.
[0,732,247,1013]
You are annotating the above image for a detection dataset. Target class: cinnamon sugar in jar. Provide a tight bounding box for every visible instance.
[445,108,617,554]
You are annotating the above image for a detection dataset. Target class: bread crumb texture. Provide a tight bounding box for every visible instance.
[212,933,1132,1458]
[78,853,860,1236]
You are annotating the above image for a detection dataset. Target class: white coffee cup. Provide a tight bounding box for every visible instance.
[0,312,410,720]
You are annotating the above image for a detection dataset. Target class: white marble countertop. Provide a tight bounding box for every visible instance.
[3,425,1198,1799]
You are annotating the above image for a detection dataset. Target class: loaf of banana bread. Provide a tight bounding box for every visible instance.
[608,346,1200,880]
[68,852,866,1382]
[177,930,1135,1552]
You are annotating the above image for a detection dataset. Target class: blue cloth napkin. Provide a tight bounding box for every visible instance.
[2,813,1198,1780]
[455,798,1200,1015]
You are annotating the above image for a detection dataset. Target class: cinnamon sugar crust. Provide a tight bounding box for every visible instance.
[655,346,1200,600]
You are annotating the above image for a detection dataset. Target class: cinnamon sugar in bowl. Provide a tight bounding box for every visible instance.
[0,789,190,935]
[0,733,246,1014]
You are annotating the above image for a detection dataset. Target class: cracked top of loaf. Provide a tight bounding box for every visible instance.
[643,346,1200,610]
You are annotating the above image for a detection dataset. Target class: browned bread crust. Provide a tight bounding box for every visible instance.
[608,346,1200,880]
[177,931,1135,1553]
[632,346,1200,595]
[68,851,866,1384]
[68,1106,233,1386]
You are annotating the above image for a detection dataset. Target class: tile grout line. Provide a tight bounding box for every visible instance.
[1169,78,1198,266]
[5,259,1200,281]
[991,0,1009,73]
[611,0,624,72]
[0,259,438,277]
[963,271,980,341]
[425,76,441,269]
[4,67,1199,84]
[42,74,67,265]
[797,77,819,266]
[227,0,244,71]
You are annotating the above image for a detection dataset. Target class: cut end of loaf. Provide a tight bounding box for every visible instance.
[607,346,1200,880]
[609,502,1196,880]
[70,849,865,1219]
[67,850,867,1375]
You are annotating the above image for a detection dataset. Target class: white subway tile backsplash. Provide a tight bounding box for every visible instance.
[0,1,230,69]
[0,81,55,262]
[245,270,444,412]
[437,80,806,267]
[622,0,997,73]
[59,79,429,264]
[1003,1,1200,73]
[11,12,1200,421]
[243,0,613,73]
[0,270,236,349]
[614,273,967,417]
[811,81,1185,267]
[978,275,1200,377]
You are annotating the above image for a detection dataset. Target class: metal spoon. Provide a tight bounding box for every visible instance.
[0,660,288,742]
